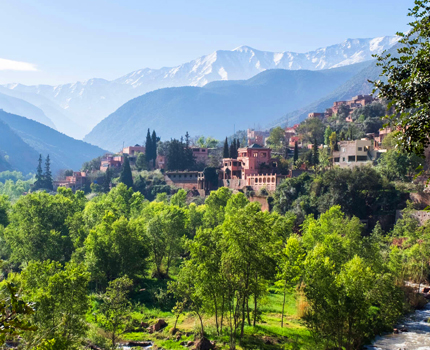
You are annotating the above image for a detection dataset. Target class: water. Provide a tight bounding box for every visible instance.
[118,343,153,350]
[369,303,430,349]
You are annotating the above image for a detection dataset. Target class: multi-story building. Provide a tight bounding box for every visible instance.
[247,129,270,146]
[100,154,124,172]
[120,145,145,156]
[220,144,286,192]
[54,172,87,191]
[332,139,380,168]
[191,147,209,165]
[308,112,325,119]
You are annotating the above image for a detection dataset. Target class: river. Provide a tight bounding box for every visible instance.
[368,303,430,349]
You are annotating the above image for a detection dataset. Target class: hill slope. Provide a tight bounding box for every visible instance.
[0,110,107,174]
[84,62,370,150]
[0,120,39,174]
[4,36,399,133]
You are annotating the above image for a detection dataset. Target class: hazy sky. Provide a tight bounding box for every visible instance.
[0,0,413,85]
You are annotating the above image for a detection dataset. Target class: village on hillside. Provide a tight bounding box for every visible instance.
[52,94,430,213]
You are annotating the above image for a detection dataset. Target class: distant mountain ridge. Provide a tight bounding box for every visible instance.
[268,41,403,128]
[84,62,371,151]
[4,36,399,136]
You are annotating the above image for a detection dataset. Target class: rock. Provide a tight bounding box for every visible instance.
[194,337,214,350]
[400,327,408,332]
[148,319,168,333]
[423,287,430,293]
[262,336,273,345]
[170,327,178,335]
[141,322,149,328]
[176,334,182,341]
[180,341,187,346]
[187,341,195,347]
[393,328,399,334]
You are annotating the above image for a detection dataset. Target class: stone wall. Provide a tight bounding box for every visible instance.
[249,195,270,211]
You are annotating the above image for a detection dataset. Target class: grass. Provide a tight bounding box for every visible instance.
[107,286,316,350]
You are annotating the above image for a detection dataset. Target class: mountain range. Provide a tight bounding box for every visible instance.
[2,36,399,139]
[84,61,371,151]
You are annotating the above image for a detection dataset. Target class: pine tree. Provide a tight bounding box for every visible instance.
[119,157,133,188]
[34,154,44,190]
[293,141,299,165]
[44,155,53,190]
[151,130,157,167]
[145,129,152,166]
[223,138,229,158]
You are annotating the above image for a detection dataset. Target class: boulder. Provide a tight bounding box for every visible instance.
[423,287,430,293]
[400,327,408,332]
[141,322,149,328]
[187,340,195,347]
[148,319,168,333]
[393,328,399,334]
[194,337,214,350]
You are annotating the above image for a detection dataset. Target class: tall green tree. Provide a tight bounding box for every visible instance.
[34,155,44,190]
[223,138,229,158]
[372,0,430,156]
[4,191,80,263]
[102,168,112,193]
[145,129,153,166]
[119,157,133,188]
[43,155,53,190]
[84,213,148,287]
[312,139,319,166]
[98,276,133,350]
[151,129,158,167]
[293,141,299,165]
[20,260,90,350]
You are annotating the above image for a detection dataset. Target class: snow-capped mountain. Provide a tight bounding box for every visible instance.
[4,36,399,138]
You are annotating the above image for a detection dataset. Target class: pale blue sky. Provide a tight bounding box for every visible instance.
[0,0,413,85]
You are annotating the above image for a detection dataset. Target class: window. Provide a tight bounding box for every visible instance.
[261,152,267,157]
[253,153,258,158]
[202,149,206,152]
[357,147,362,151]
[342,157,346,162]
[334,157,340,162]
[348,156,356,162]
[341,147,346,152]
[357,155,368,161]
[224,163,228,166]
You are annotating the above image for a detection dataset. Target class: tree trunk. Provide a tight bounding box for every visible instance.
[281,285,286,328]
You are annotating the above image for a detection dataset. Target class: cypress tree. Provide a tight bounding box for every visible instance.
[44,154,53,190]
[151,130,157,167]
[34,154,44,190]
[229,142,235,159]
[313,139,319,166]
[293,141,299,164]
[223,138,229,158]
[145,129,152,166]
[119,157,133,188]
[103,167,112,193]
